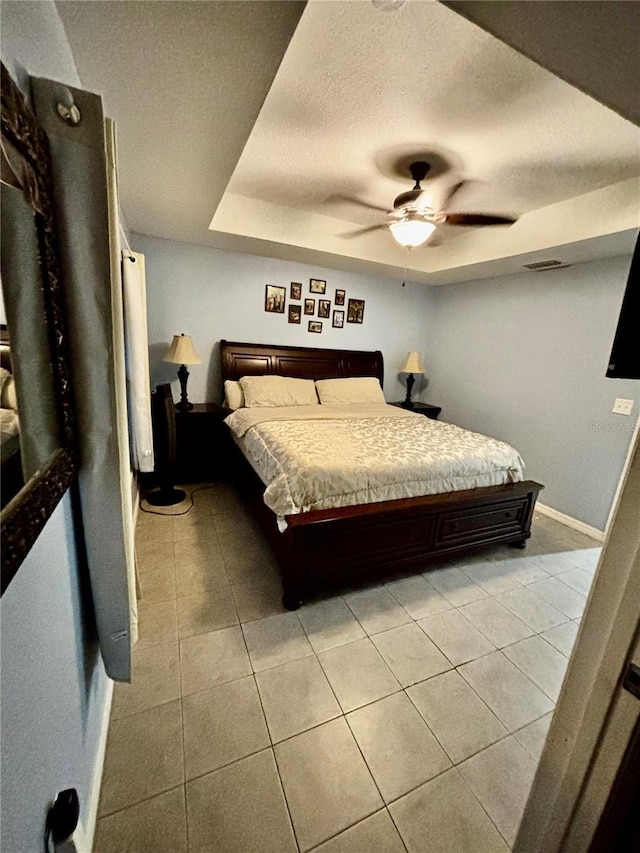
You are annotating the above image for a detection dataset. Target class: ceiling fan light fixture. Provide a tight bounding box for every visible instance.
[389,217,436,248]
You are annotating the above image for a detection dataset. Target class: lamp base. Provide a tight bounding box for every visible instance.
[146,486,186,507]
[398,400,415,410]
[175,400,194,412]
[177,364,192,411]
[403,372,416,408]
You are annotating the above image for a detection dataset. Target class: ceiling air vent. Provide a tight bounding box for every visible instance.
[523,259,572,272]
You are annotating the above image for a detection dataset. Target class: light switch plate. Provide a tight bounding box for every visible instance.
[612,398,634,416]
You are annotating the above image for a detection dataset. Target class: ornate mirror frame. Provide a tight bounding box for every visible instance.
[1,63,77,594]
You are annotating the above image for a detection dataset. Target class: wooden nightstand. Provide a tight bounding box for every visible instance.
[175,403,229,482]
[390,401,441,420]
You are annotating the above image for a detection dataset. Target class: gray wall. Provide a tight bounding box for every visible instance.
[427,255,637,530]
[1,3,110,850]
[134,233,436,405]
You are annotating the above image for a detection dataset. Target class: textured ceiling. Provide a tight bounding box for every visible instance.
[58,0,639,285]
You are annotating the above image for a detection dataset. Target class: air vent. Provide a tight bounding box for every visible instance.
[523,259,572,272]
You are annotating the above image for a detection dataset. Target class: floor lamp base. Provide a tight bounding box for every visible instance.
[145,487,186,507]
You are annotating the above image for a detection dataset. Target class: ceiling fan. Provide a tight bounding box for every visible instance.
[343,161,518,248]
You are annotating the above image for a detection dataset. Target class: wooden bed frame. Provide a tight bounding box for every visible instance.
[220,340,544,608]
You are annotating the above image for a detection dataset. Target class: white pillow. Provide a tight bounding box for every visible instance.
[239,375,318,408]
[223,380,245,410]
[316,377,385,405]
[1,374,18,411]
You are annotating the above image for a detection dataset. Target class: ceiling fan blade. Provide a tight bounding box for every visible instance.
[443,213,518,226]
[440,180,468,210]
[327,193,390,214]
[341,223,389,239]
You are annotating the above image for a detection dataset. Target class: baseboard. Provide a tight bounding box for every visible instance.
[74,675,114,853]
[536,501,605,543]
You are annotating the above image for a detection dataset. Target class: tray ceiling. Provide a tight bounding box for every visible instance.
[59,0,640,285]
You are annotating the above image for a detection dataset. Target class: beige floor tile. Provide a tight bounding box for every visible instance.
[318,638,401,713]
[514,712,553,761]
[93,786,186,853]
[176,587,238,638]
[371,623,452,687]
[137,564,177,604]
[389,768,509,853]
[187,750,297,853]
[218,530,279,585]
[112,642,180,720]
[407,670,508,764]
[425,565,488,607]
[174,535,225,573]
[555,567,593,596]
[242,611,314,672]
[183,675,270,779]
[275,717,383,851]
[460,598,534,648]
[232,574,287,622]
[491,555,550,585]
[496,586,568,633]
[562,547,601,574]
[180,625,252,695]
[385,576,452,620]
[459,736,537,847]
[135,540,176,573]
[256,656,341,743]
[503,635,569,701]
[135,515,174,545]
[172,510,216,543]
[527,577,587,619]
[298,598,365,653]
[174,556,229,598]
[418,609,495,666]
[99,701,184,816]
[310,809,405,853]
[542,620,579,657]
[459,651,553,731]
[136,599,178,650]
[459,560,522,595]
[345,586,413,634]
[527,550,584,576]
[347,692,451,803]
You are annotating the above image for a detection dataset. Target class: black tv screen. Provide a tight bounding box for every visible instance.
[607,234,640,380]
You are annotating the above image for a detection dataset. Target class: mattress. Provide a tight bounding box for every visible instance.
[225,404,525,529]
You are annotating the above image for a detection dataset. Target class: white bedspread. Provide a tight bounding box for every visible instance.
[225,404,525,527]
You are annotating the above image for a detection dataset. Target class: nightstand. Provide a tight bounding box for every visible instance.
[390,401,441,420]
[175,403,229,482]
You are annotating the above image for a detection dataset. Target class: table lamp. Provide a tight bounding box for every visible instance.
[163,334,201,411]
[400,351,425,409]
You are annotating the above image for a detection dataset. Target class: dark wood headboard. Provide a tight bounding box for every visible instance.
[220,340,384,387]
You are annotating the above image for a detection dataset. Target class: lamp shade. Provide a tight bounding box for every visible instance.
[400,351,425,374]
[163,334,201,365]
[389,217,436,248]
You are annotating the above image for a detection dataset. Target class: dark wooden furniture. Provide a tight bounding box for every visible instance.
[220,340,543,608]
[175,403,228,482]
[391,401,441,420]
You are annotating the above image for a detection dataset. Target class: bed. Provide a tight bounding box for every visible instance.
[0,347,23,508]
[220,340,543,608]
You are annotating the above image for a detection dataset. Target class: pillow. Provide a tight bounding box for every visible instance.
[316,377,385,405]
[0,366,9,397]
[239,375,318,408]
[223,380,245,410]
[1,375,18,411]
[0,371,18,412]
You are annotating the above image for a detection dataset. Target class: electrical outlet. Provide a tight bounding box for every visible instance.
[612,398,634,416]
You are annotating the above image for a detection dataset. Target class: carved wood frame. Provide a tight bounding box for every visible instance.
[1,64,77,594]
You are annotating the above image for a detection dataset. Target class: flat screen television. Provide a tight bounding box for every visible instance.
[607,233,639,380]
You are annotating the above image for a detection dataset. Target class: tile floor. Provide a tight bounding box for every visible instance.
[94,482,601,852]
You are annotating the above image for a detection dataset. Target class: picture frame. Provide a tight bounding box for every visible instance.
[318,299,331,319]
[335,289,345,306]
[265,284,286,314]
[288,304,301,324]
[347,298,365,324]
[332,310,344,329]
[304,298,315,315]
[308,320,323,333]
[290,282,302,300]
[309,278,326,294]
